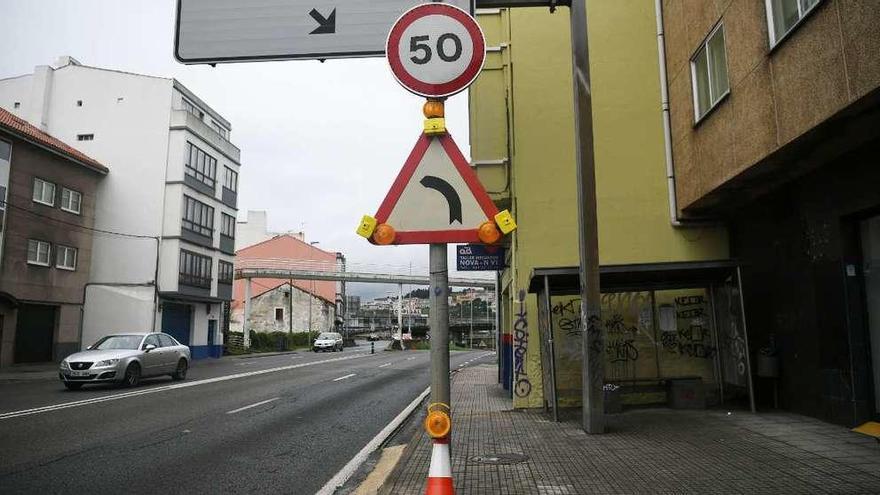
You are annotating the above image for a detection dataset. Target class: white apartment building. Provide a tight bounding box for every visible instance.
[0,56,241,359]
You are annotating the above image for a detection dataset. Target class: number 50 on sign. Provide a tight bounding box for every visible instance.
[386,3,486,98]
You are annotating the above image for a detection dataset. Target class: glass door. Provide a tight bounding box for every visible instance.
[860,216,880,413]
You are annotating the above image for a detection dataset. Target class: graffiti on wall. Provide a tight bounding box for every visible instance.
[659,295,716,359]
[513,289,531,398]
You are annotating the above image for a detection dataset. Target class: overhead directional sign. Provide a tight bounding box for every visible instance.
[174,0,473,64]
[386,3,486,97]
[373,133,499,244]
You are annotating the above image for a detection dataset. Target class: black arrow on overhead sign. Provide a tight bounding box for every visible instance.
[309,8,336,35]
[420,176,462,224]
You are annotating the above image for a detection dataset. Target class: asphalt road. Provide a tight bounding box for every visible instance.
[0,342,494,494]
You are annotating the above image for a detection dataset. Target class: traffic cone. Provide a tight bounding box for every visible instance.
[425,437,454,495]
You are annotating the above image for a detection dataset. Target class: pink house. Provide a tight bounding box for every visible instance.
[232,234,339,334]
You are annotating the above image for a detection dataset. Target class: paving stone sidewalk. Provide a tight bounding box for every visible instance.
[381,364,880,494]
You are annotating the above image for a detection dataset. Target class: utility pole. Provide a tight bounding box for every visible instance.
[569,0,604,434]
[469,299,474,349]
[398,283,404,347]
[429,243,450,422]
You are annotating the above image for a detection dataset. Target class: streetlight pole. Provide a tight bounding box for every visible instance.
[309,241,320,349]
[469,299,473,349]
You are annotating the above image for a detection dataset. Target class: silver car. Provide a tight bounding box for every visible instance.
[312,332,344,352]
[59,333,191,390]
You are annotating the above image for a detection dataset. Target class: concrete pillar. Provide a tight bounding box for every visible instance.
[243,278,252,348]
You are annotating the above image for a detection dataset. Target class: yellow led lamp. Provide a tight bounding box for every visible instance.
[424,402,451,439]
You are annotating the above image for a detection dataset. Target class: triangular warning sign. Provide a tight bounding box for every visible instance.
[374,133,499,245]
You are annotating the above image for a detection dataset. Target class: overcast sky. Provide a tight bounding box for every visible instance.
[0,0,494,300]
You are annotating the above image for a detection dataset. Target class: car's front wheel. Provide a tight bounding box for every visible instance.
[63,382,83,390]
[172,358,188,381]
[122,363,141,388]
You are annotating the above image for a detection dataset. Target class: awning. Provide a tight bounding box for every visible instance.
[528,260,742,295]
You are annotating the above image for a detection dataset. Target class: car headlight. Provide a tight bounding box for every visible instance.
[60,360,69,369]
[95,359,119,367]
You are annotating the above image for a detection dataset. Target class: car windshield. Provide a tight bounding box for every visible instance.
[317,333,334,340]
[92,335,143,350]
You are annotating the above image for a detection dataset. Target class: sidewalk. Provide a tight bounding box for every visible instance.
[381,365,880,494]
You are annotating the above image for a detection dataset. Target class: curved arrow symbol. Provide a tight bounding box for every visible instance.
[420,176,462,224]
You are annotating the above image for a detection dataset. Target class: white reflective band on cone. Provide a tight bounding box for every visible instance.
[426,440,454,495]
[428,442,452,477]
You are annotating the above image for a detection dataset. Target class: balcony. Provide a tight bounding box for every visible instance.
[170,110,241,164]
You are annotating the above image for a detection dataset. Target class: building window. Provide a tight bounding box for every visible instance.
[13,102,20,109]
[27,239,51,266]
[32,178,56,206]
[766,0,821,46]
[275,308,284,321]
[223,167,238,193]
[221,213,235,238]
[219,260,234,284]
[56,245,77,271]
[179,249,212,289]
[182,98,204,120]
[691,23,730,122]
[211,121,229,141]
[61,187,82,214]
[185,142,217,190]
[77,134,94,141]
[182,195,214,237]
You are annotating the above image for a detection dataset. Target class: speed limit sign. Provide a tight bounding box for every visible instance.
[386,3,486,98]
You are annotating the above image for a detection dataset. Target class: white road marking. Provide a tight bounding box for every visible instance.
[378,363,392,368]
[406,357,416,361]
[333,373,356,382]
[316,387,431,495]
[226,397,279,415]
[0,353,370,421]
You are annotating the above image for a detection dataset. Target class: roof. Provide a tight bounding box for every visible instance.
[0,107,108,174]
[527,260,742,295]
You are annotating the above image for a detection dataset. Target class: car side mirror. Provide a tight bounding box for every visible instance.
[144,344,157,352]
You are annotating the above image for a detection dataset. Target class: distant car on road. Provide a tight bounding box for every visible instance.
[59,333,191,390]
[313,332,344,352]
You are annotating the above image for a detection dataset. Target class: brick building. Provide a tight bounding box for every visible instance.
[661,0,880,424]
[0,108,107,365]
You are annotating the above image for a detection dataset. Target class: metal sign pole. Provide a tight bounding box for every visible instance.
[569,0,604,434]
[429,243,451,418]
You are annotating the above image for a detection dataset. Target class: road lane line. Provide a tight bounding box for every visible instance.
[226,397,279,415]
[378,363,392,368]
[333,373,356,382]
[406,357,416,361]
[316,386,431,495]
[0,353,370,421]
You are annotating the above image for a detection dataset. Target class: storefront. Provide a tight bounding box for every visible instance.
[527,261,755,421]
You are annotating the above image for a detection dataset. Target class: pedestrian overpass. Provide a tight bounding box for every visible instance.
[234,258,496,346]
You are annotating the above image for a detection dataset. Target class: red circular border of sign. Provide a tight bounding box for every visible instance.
[386,3,486,98]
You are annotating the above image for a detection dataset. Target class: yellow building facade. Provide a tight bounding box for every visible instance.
[470,4,731,409]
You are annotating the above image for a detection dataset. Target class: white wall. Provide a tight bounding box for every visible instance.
[0,75,34,119]
[0,61,239,353]
[82,285,155,348]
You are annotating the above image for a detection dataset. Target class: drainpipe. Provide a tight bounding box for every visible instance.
[655,0,716,227]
